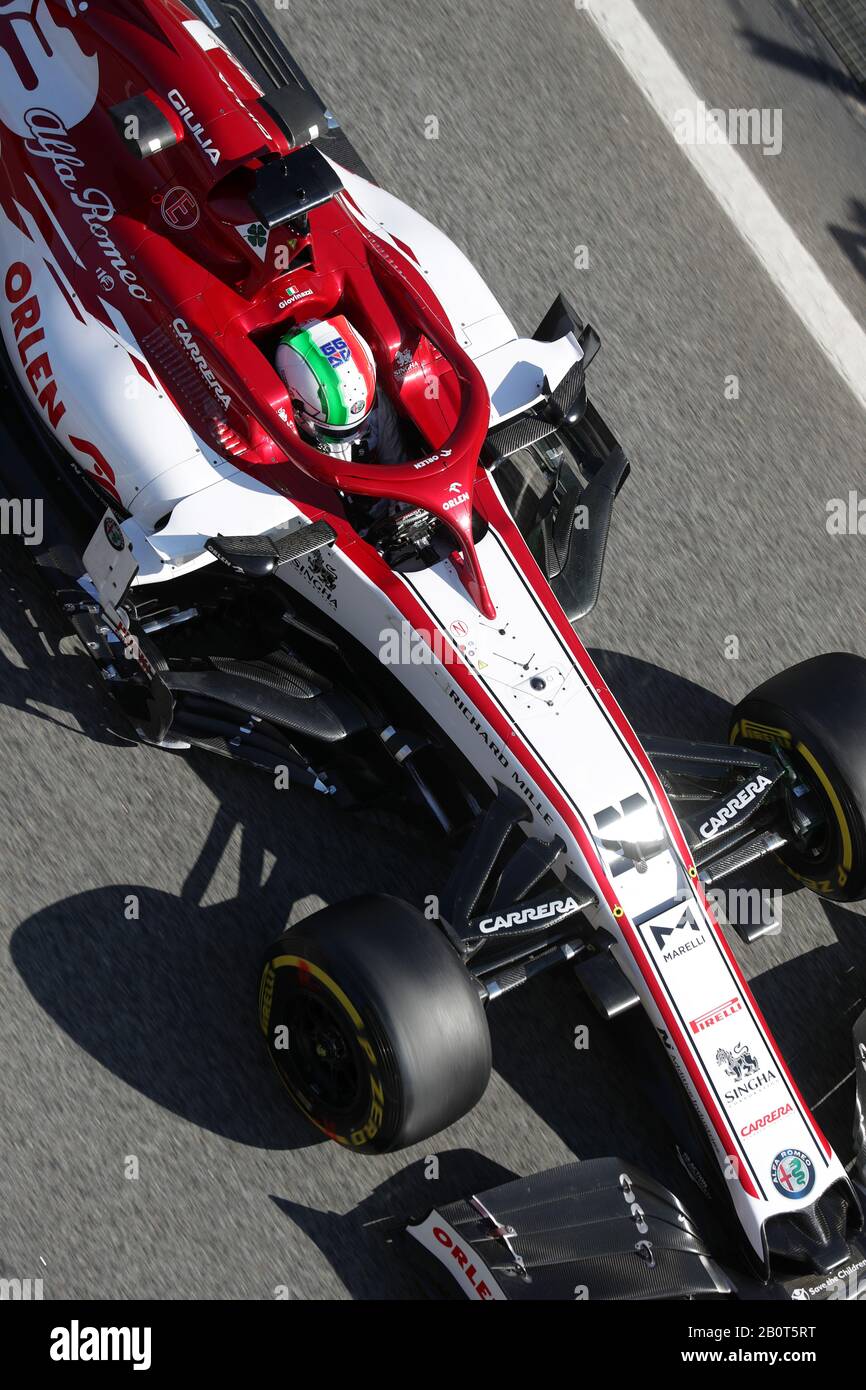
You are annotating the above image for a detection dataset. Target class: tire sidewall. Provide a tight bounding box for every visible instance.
[259,896,492,1152]
[259,944,398,1150]
[731,658,866,900]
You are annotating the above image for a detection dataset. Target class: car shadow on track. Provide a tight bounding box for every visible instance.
[270,1149,519,1300]
[8,648,729,1172]
[589,646,732,740]
[8,755,451,1150]
[10,880,314,1149]
[3,648,747,1178]
[829,197,866,285]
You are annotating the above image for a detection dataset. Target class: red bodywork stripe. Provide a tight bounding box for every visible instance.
[127,351,159,390]
[68,436,123,506]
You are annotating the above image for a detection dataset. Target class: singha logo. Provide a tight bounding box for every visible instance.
[294,548,338,608]
[716,1042,759,1081]
[394,347,414,379]
[0,0,99,137]
[307,550,337,592]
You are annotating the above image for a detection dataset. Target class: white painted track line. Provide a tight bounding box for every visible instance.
[587,0,866,413]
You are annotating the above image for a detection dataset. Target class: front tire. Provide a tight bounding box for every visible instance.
[730,653,866,901]
[259,895,492,1151]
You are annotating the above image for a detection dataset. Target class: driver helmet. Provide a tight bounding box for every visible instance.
[276,316,377,448]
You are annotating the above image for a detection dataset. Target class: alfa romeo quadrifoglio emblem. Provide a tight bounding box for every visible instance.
[770,1149,815,1201]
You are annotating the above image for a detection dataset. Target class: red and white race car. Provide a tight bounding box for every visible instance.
[2,0,866,1300]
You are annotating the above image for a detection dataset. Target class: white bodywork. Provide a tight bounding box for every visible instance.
[269,485,844,1260]
[0,127,845,1264]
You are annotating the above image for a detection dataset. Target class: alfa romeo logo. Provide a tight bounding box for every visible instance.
[770,1148,815,1201]
[104,515,125,551]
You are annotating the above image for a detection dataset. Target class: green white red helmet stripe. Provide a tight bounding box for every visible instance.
[290,326,350,425]
[277,315,376,432]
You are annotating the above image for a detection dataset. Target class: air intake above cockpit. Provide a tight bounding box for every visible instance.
[248,146,343,229]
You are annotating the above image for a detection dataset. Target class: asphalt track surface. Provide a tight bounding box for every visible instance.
[1,0,866,1300]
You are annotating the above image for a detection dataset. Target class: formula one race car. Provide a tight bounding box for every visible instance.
[2,0,866,1302]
